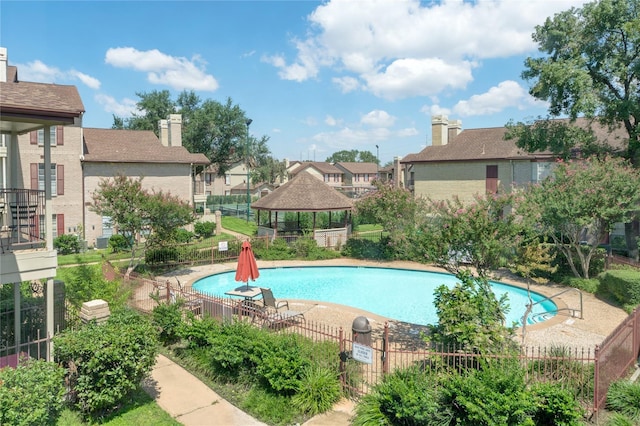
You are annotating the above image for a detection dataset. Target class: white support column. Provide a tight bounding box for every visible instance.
[43,126,55,360]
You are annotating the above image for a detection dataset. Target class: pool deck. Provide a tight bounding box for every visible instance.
[157,258,629,351]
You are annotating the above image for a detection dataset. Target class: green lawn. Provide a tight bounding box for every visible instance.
[221,216,257,236]
[56,387,180,426]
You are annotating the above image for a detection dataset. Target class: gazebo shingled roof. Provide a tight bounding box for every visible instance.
[252,171,353,212]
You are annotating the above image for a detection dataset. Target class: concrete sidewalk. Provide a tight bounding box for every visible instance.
[144,355,354,426]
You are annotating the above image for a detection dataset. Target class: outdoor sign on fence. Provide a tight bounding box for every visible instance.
[352,342,373,364]
[218,241,228,251]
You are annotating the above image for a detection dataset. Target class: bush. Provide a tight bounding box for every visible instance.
[606,380,640,423]
[152,300,185,345]
[563,277,600,294]
[174,228,195,243]
[292,366,342,416]
[54,234,81,255]
[0,359,66,426]
[252,238,295,260]
[341,235,394,260]
[256,333,312,395]
[352,366,448,426]
[108,234,129,253]
[53,309,158,418]
[599,269,640,312]
[194,221,216,238]
[529,382,585,426]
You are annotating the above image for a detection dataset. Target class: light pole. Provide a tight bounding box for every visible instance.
[245,118,252,222]
[375,144,379,181]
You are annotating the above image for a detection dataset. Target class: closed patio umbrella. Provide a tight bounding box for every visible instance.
[235,240,260,289]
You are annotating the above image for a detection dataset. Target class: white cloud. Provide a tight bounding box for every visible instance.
[325,115,341,126]
[421,104,451,117]
[94,93,137,117]
[105,47,218,91]
[332,76,360,93]
[451,80,541,117]
[361,110,396,127]
[268,0,584,99]
[365,58,474,100]
[71,70,101,89]
[16,60,101,89]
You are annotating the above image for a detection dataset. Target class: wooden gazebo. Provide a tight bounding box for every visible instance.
[251,172,354,247]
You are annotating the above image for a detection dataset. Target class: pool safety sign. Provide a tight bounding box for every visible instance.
[218,241,228,251]
[352,342,373,364]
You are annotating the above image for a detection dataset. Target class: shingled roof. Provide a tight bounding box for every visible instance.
[293,161,342,175]
[82,128,209,164]
[252,171,353,212]
[336,162,378,174]
[402,118,628,164]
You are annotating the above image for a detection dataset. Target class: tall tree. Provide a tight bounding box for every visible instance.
[508,0,640,258]
[516,157,640,279]
[326,149,379,164]
[113,92,270,176]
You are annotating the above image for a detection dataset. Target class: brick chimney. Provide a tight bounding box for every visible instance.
[168,114,182,147]
[0,47,7,83]
[448,119,462,141]
[431,115,449,146]
[158,119,169,146]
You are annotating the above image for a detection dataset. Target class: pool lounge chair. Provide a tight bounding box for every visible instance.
[258,288,304,327]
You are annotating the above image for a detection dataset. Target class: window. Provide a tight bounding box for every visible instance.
[38,163,57,195]
[225,174,231,185]
[486,165,498,194]
[364,173,370,182]
[39,214,63,239]
[532,162,553,183]
[37,127,57,146]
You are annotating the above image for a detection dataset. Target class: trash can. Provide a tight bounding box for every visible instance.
[352,316,372,346]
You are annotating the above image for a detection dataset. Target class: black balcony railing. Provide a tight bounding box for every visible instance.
[0,188,46,252]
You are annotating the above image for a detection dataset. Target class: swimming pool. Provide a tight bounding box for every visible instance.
[192,266,557,326]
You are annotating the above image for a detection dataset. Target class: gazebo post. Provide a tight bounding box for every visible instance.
[313,212,317,229]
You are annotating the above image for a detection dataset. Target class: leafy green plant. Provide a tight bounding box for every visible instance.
[152,300,185,345]
[54,234,81,255]
[108,234,129,253]
[256,333,311,395]
[606,380,640,423]
[53,309,159,418]
[292,365,341,416]
[428,270,516,354]
[529,382,585,426]
[194,221,216,238]
[174,228,195,243]
[0,359,66,426]
[352,366,450,426]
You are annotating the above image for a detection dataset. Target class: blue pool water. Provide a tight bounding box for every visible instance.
[192,266,557,326]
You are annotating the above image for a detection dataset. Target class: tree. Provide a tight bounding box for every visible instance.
[326,149,378,164]
[516,157,640,278]
[113,92,269,176]
[90,174,196,272]
[419,193,523,278]
[354,180,426,258]
[507,0,640,259]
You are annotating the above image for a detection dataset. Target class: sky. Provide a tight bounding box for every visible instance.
[0,0,586,165]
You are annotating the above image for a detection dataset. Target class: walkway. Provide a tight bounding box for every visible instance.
[144,354,354,426]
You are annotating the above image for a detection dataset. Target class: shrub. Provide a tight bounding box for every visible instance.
[529,382,585,426]
[256,333,311,395]
[194,221,216,238]
[291,366,341,416]
[180,315,221,349]
[252,238,295,260]
[208,321,264,380]
[54,234,81,255]
[599,269,640,312]
[441,359,535,425]
[108,234,129,253]
[152,300,184,345]
[341,236,394,260]
[606,380,640,423]
[53,309,158,418]
[0,359,66,426]
[563,277,600,294]
[352,366,448,426]
[174,228,195,243]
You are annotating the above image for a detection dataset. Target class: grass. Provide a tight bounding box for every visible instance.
[221,216,257,236]
[354,224,383,233]
[56,387,180,426]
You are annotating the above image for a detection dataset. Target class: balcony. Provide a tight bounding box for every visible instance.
[0,188,46,253]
